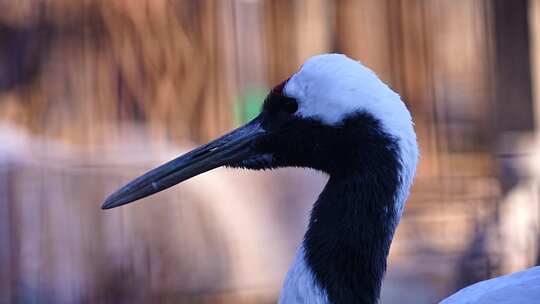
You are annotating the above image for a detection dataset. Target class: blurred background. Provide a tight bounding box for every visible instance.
[1,0,540,303]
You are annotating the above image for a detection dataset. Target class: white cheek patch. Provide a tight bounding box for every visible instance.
[283,54,416,149]
[284,54,404,126]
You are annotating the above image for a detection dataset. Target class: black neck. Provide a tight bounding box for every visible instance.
[303,169,400,304]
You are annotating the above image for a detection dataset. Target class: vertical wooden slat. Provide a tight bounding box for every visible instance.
[492,0,534,133]
[233,0,267,88]
[530,0,540,130]
[294,0,332,63]
[263,0,299,85]
[423,0,495,173]
[264,0,332,86]
[0,163,13,302]
[335,0,395,84]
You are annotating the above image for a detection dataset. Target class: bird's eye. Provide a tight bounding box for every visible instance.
[282,97,298,114]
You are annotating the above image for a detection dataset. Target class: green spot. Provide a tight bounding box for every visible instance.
[234,86,267,125]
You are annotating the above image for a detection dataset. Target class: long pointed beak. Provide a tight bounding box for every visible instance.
[102,119,264,209]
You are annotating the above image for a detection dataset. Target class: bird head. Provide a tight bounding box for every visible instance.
[102,54,418,209]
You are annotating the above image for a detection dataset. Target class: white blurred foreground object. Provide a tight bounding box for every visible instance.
[440,266,540,303]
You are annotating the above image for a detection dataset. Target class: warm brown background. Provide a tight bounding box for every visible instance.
[1,1,539,303]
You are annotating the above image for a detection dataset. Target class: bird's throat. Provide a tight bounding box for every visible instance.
[303,171,401,304]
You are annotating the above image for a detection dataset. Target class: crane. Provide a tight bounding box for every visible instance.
[102,54,539,303]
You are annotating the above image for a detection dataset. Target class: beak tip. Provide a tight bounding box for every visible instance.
[101,196,119,210]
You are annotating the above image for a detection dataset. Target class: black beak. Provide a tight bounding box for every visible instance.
[102,118,265,209]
